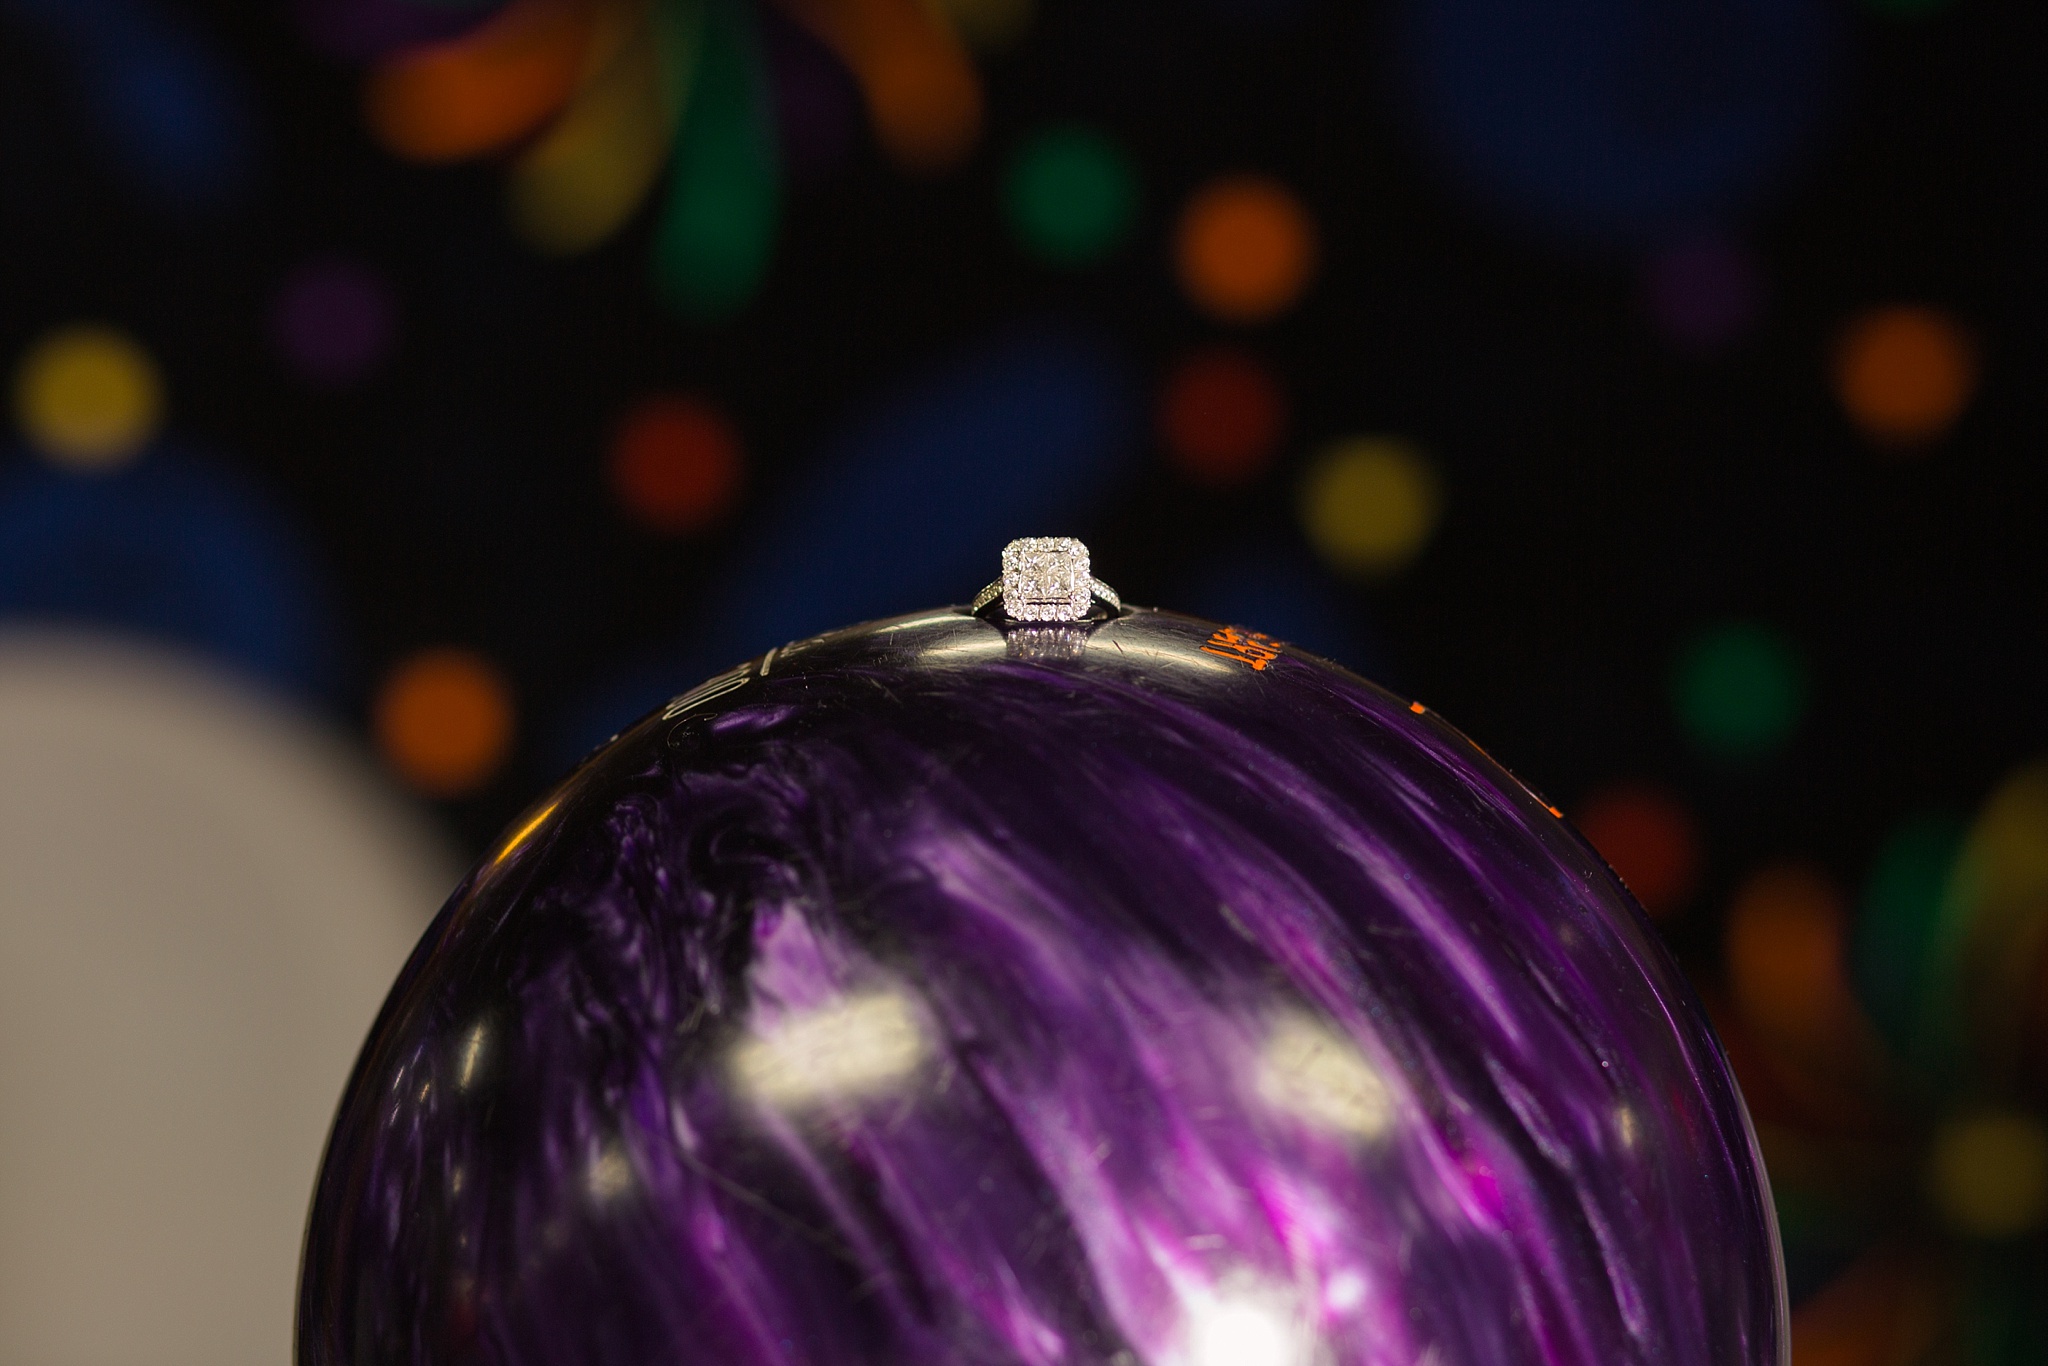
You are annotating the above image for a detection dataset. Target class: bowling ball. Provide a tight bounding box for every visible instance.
[299,606,1784,1365]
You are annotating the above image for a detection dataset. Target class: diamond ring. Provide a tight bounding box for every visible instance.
[971,537,1123,623]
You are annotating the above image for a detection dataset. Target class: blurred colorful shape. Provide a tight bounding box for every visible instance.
[0,633,453,1366]
[0,446,336,697]
[373,646,516,798]
[781,0,982,172]
[1852,813,1965,1057]
[1174,174,1318,323]
[1726,862,1859,1054]
[931,0,1032,52]
[607,391,743,532]
[1156,346,1285,488]
[1642,231,1762,351]
[269,256,399,388]
[297,0,499,60]
[364,0,600,162]
[1787,1250,1943,1366]
[339,0,998,318]
[509,0,681,252]
[1398,0,1838,242]
[1671,619,1806,762]
[1924,761,2048,1081]
[6,0,256,209]
[1298,435,1441,578]
[653,0,780,319]
[1926,1111,2048,1240]
[1832,305,1978,449]
[1574,780,1702,917]
[763,5,862,179]
[1005,124,1138,267]
[12,323,163,469]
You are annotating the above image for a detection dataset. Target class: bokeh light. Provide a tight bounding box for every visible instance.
[1005,125,1137,268]
[1398,0,1839,243]
[1156,347,1286,488]
[653,0,780,321]
[1574,782,1701,918]
[1831,305,1977,448]
[506,0,677,255]
[766,8,863,181]
[1928,761,2048,1074]
[608,394,744,534]
[934,0,1035,51]
[791,0,983,173]
[1173,174,1318,323]
[0,449,338,698]
[1641,233,1762,351]
[373,647,515,798]
[0,633,451,1366]
[363,0,595,163]
[1852,813,1964,1054]
[1787,1252,1943,1366]
[1725,862,1856,1052]
[1298,437,1441,578]
[12,0,257,210]
[1672,620,1807,761]
[1927,1111,2048,1240]
[270,256,398,388]
[11,324,163,470]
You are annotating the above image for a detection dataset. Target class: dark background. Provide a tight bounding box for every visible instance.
[2,0,2043,1356]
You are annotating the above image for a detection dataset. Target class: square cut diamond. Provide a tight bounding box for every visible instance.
[1002,537,1092,622]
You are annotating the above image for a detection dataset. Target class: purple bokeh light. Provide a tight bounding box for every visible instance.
[270,256,397,389]
[1642,233,1763,352]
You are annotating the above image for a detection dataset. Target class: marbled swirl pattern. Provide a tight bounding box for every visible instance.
[299,609,1784,1366]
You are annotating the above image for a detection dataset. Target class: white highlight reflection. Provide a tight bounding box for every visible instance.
[732,991,926,1108]
[1256,1013,1391,1139]
[1183,1286,1313,1366]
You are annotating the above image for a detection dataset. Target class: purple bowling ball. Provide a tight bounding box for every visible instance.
[298,602,1785,1365]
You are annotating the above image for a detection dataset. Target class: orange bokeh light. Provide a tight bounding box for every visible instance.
[1789,1250,1943,1366]
[1173,175,1317,324]
[608,394,743,534]
[1831,305,1978,448]
[373,648,515,799]
[365,0,598,164]
[783,0,983,172]
[1725,862,1854,1048]
[1156,347,1286,488]
[1574,782,1700,917]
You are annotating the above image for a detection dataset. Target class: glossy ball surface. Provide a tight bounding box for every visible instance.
[300,608,1784,1366]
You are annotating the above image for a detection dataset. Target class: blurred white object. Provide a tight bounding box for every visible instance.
[0,632,457,1366]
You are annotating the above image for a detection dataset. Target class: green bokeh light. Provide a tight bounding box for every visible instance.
[1004,125,1137,268]
[1851,813,1964,1055]
[1671,621,1808,760]
[654,0,779,322]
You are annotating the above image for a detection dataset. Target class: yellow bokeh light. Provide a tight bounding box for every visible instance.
[1926,1111,2048,1239]
[12,324,164,469]
[1298,437,1441,578]
[507,1,678,255]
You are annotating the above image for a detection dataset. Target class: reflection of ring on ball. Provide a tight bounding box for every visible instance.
[971,536,1122,622]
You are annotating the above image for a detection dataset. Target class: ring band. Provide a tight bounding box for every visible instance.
[971,576,1121,618]
[972,537,1122,623]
